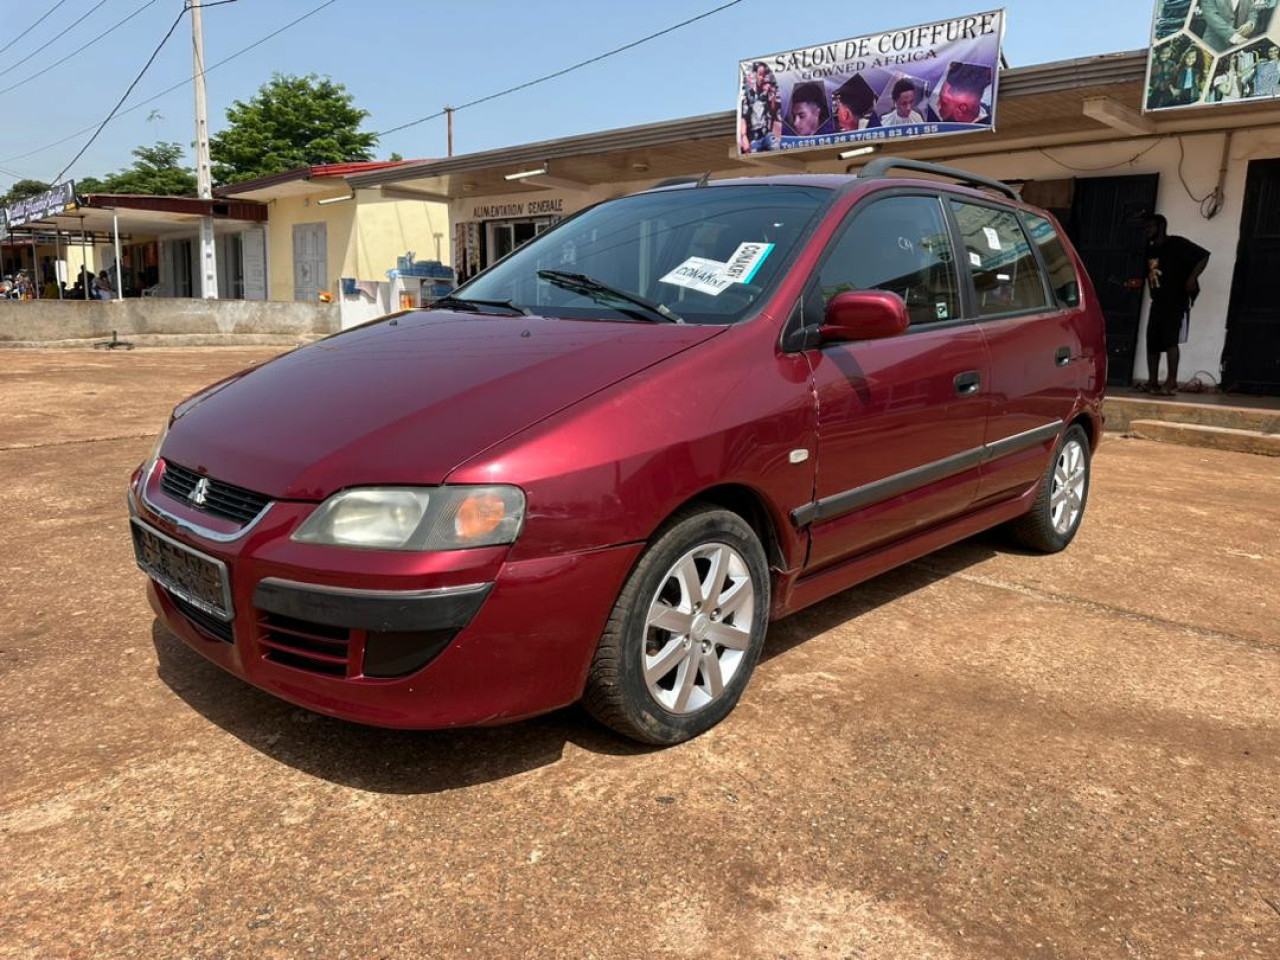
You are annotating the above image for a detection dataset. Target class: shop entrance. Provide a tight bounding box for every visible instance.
[1222,159,1280,395]
[485,218,553,266]
[1048,174,1159,387]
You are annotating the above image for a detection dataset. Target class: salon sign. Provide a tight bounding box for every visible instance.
[736,10,1005,156]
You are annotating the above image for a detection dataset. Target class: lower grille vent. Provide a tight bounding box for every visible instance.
[258,612,350,677]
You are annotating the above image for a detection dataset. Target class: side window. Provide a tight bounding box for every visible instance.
[950,201,1049,317]
[1024,213,1081,307]
[818,195,959,327]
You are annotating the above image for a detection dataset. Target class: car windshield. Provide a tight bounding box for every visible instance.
[456,184,831,325]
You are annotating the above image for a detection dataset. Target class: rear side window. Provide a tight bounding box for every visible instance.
[950,201,1048,317]
[1023,213,1081,307]
[819,195,959,327]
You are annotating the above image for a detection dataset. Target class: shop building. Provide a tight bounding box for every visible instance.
[348,48,1280,395]
[216,161,452,328]
[2,192,267,299]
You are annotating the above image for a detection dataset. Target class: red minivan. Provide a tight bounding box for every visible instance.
[129,158,1104,744]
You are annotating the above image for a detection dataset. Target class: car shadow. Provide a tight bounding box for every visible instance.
[151,530,1012,795]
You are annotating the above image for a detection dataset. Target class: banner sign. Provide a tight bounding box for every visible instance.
[3,181,77,228]
[1144,0,1280,111]
[737,10,1005,156]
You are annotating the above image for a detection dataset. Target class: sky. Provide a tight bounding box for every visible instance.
[0,0,1158,194]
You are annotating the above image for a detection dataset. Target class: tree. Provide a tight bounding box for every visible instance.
[71,143,195,197]
[210,74,377,185]
[1,178,50,208]
[101,142,196,196]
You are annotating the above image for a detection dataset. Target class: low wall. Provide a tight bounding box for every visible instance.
[0,298,340,343]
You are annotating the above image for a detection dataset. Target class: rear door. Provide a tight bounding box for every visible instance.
[801,192,991,572]
[948,199,1075,505]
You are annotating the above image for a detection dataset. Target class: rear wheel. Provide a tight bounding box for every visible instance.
[583,506,769,745]
[1008,424,1091,553]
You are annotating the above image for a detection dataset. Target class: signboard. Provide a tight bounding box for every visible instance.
[737,10,1005,156]
[1144,0,1280,111]
[2,181,77,228]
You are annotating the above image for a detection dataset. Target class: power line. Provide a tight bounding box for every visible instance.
[375,0,747,137]
[52,6,188,182]
[1,0,340,171]
[0,0,163,97]
[3,0,74,52]
[0,0,114,78]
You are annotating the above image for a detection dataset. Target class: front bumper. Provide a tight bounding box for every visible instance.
[131,469,643,729]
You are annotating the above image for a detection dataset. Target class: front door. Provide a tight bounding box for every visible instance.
[292,223,327,302]
[803,193,990,572]
[1223,159,1280,394]
[1062,175,1158,386]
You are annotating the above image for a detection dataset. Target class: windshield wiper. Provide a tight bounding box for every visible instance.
[536,269,683,324]
[428,295,530,316]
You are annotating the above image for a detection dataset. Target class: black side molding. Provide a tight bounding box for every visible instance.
[791,420,1064,529]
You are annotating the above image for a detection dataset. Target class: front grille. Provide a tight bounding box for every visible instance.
[258,612,350,677]
[169,591,235,644]
[160,460,271,526]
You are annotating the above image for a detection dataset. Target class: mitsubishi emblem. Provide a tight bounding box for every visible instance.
[190,477,210,507]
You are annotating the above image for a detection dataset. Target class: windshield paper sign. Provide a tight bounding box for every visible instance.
[737,10,1005,156]
[661,244,776,297]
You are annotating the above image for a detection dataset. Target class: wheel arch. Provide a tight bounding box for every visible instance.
[664,483,790,573]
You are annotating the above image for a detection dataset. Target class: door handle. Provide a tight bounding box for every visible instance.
[953,370,981,396]
[1055,346,1072,367]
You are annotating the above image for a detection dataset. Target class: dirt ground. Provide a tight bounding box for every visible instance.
[2,348,1278,960]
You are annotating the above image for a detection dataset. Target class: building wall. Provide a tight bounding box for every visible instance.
[263,186,450,311]
[263,189,356,302]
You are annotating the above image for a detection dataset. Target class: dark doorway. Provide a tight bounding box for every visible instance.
[1052,175,1160,388]
[1223,159,1280,395]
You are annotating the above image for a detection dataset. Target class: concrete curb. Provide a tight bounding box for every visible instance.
[1128,419,1280,457]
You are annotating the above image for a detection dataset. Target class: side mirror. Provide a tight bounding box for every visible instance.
[820,290,909,344]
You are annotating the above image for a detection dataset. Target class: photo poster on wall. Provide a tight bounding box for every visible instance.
[1145,0,1280,111]
[736,10,1005,157]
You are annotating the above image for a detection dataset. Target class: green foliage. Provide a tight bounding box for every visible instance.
[101,142,197,196]
[210,73,378,185]
[71,143,195,197]
[1,178,51,208]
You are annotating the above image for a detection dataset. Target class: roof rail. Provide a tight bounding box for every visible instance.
[650,176,703,189]
[858,156,1019,201]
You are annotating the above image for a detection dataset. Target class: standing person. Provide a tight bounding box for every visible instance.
[1138,215,1210,395]
[1169,46,1208,105]
[881,78,924,127]
[1197,0,1260,52]
[1247,44,1280,97]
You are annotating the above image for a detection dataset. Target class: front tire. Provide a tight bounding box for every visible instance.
[583,506,770,745]
[1008,424,1091,553]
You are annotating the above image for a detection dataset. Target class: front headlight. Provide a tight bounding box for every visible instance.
[144,415,171,473]
[291,485,526,551]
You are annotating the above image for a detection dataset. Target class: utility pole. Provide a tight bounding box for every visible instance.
[191,0,218,298]
[445,107,454,157]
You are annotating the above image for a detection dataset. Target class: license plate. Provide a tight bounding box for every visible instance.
[131,519,233,621]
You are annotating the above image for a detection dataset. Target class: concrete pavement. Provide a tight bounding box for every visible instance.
[1,349,1277,959]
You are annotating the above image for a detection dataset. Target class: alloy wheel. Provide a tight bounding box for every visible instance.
[643,542,755,715]
[1050,438,1088,535]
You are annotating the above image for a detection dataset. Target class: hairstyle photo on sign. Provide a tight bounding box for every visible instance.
[736,10,1005,156]
[1144,0,1280,110]
[928,61,994,125]
[831,74,882,132]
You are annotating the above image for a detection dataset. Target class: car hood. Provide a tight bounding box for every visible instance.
[161,311,724,500]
